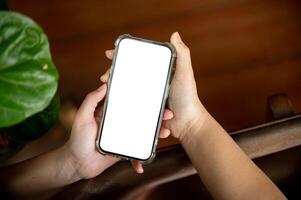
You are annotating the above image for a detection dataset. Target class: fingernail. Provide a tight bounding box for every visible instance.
[169,111,174,118]
[174,32,183,43]
[100,75,104,82]
[138,167,144,174]
[105,50,113,57]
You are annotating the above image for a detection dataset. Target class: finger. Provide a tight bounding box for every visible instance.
[161,118,173,133]
[170,32,193,75]
[76,84,107,123]
[163,108,174,120]
[100,68,110,83]
[159,127,171,138]
[105,49,115,60]
[131,161,144,174]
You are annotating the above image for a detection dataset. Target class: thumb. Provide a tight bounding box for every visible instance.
[76,84,107,123]
[170,32,194,76]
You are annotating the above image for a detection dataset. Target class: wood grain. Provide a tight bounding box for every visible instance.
[6,0,301,147]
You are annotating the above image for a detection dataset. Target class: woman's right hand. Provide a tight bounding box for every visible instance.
[101,32,210,142]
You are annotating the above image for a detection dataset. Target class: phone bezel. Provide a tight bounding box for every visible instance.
[96,34,176,162]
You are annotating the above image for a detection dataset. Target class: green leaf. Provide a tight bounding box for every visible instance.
[0,11,58,127]
[3,94,60,142]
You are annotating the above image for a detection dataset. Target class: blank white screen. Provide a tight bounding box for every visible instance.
[99,38,172,160]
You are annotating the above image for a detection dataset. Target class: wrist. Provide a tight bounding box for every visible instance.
[179,102,213,144]
[57,144,82,184]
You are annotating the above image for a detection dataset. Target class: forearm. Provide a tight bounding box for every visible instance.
[181,113,286,200]
[0,146,80,199]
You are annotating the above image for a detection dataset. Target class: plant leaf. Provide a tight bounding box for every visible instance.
[3,94,60,142]
[0,11,58,127]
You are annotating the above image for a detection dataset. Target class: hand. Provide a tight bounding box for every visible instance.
[63,84,174,178]
[164,32,209,141]
[63,84,118,180]
[101,32,208,142]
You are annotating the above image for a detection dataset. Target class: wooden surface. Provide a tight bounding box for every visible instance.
[7,0,301,147]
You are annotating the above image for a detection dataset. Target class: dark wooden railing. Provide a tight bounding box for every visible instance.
[53,113,301,200]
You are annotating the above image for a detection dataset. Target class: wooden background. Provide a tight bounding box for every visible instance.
[6,0,301,146]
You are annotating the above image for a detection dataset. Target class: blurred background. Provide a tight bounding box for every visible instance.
[6,0,301,147]
[2,1,301,199]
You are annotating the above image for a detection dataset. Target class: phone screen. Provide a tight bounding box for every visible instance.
[98,37,173,161]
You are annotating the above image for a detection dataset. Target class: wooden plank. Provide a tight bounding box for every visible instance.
[48,0,301,110]
[6,0,245,39]
[6,0,301,146]
[159,57,301,147]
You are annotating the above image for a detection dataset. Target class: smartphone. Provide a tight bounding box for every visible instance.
[96,34,176,162]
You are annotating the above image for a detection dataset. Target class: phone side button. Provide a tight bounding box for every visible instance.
[164,85,170,100]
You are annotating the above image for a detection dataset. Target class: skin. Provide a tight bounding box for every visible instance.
[101,32,287,200]
[0,84,173,199]
[0,32,286,200]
